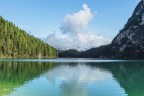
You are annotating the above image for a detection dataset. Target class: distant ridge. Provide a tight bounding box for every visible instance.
[0,16,57,58]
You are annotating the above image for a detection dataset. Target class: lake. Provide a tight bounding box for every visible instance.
[0,58,143,96]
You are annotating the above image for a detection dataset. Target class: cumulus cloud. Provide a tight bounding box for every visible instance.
[61,4,93,35]
[45,4,111,50]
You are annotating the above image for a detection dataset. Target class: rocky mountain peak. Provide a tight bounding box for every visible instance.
[132,0,144,16]
[110,0,144,59]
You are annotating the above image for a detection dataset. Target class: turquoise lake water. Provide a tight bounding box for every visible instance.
[0,58,143,96]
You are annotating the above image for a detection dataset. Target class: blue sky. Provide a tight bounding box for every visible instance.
[0,0,140,50]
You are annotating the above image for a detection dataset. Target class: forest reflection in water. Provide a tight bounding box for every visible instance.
[0,61,55,96]
[0,60,144,96]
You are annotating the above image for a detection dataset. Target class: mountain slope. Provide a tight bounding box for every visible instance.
[58,45,110,58]
[110,0,144,59]
[0,16,57,58]
[58,49,79,58]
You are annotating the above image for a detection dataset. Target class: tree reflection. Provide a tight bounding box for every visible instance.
[1,61,143,96]
[0,61,55,96]
[45,61,144,96]
[93,61,144,96]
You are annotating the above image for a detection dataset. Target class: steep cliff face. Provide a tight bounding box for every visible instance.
[110,0,144,59]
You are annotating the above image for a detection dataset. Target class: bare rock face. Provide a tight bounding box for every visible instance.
[110,0,144,59]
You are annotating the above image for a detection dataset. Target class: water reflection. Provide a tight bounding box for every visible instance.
[0,62,55,96]
[1,60,144,96]
[46,64,112,83]
[45,63,125,96]
[98,62,144,96]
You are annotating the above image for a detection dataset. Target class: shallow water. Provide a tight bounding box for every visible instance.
[0,59,143,96]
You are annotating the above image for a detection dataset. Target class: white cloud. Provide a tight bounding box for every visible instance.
[45,4,111,50]
[61,4,93,35]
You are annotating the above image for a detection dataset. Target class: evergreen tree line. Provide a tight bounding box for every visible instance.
[0,16,57,58]
[58,45,111,58]
[58,44,144,59]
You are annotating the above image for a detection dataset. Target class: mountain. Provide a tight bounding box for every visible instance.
[59,0,144,59]
[58,49,79,58]
[58,45,110,58]
[79,45,110,58]
[110,0,144,59]
[0,16,57,58]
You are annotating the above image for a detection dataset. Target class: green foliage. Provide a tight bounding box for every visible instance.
[0,16,57,58]
[79,45,111,58]
[58,45,110,58]
[58,49,79,58]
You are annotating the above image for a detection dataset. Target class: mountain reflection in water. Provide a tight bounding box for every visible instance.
[0,60,144,96]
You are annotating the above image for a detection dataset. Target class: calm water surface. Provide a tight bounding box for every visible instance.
[0,58,144,96]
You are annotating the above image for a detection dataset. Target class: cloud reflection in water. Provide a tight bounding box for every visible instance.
[45,64,113,96]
